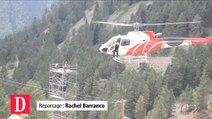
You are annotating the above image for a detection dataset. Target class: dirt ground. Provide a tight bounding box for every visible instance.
[169,103,212,119]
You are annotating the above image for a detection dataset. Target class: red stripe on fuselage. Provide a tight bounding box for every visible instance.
[126,37,212,56]
[126,44,140,55]
[126,38,165,55]
[133,43,146,55]
[147,42,164,53]
[185,37,212,45]
[145,38,164,53]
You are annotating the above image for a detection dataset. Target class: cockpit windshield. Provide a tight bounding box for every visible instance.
[104,36,117,47]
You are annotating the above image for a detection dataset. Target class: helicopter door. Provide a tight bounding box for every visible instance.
[108,38,121,53]
[109,44,115,52]
[119,38,131,55]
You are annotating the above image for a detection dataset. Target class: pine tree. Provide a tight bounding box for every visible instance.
[135,96,146,119]
[125,87,136,119]
[175,13,188,37]
[58,5,67,21]
[19,80,48,119]
[204,59,212,79]
[32,17,39,36]
[193,73,211,110]
[189,14,201,37]
[180,86,193,105]
[202,1,212,27]
[146,97,168,119]
[143,84,150,110]
[0,81,9,119]
[93,25,99,45]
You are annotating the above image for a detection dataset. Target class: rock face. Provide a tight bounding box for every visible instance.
[57,4,96,50]
[149,57,173,74]
[185,112,211,119]
[124,56,172,74]
[169,103,212,119]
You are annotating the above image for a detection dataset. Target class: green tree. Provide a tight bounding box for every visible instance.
[179,86,193,105]
[146,86,175,119]
[93,25,99,45]
[19,80,48,119]
[58,5,67,21]
[146,98,168,119]
[204,59,212,79]
[193,73,211,110]
[125,87,136,119]
[135,96,146,119]
[0,81,9,119]
[0,66,8,79]
[32,17,39,36]
[202,1,212,27]
[175,13,188,37]
[143,84,150,111]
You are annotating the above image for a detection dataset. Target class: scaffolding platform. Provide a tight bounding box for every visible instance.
[49,63,77,74]
[50,68,75,74]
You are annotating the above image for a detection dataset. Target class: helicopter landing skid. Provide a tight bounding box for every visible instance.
[113,55,148,64]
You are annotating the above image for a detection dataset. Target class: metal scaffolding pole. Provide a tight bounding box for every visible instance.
[48,63,77,119]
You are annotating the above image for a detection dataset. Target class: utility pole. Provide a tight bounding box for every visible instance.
[121,99,125,119]
[120,99,127,119]
[113,99,127,119]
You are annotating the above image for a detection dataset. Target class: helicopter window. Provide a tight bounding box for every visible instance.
[121,39,130,46]
[110,45,114,51]
[105,37,116,47]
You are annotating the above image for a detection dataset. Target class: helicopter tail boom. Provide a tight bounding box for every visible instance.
[126,37,212,55]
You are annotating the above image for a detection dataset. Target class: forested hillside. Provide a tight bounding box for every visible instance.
[0,1,52,38]
[0,1,212,119]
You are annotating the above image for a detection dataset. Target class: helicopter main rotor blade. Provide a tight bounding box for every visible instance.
[141,21,201,27]
[92,21,201,30]
[92,21,133,26]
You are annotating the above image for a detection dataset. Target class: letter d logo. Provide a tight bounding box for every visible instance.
[10,94,30,114]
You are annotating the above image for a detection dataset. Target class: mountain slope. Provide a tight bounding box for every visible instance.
[0,1,52,38]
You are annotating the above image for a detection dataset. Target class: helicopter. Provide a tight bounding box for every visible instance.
[93,21,212,63]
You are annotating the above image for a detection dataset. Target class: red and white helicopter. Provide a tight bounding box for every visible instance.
[93,21,212,63]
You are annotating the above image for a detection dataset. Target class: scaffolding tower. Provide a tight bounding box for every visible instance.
[49,63,77,119]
